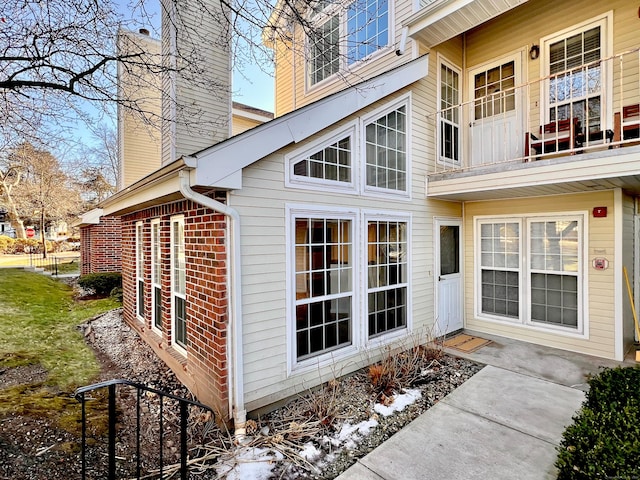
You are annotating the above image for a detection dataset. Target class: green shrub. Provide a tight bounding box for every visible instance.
[78,272,122,297]
[0,236,16,254]
[556,366,640,479]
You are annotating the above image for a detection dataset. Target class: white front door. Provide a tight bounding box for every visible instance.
[469,56,523,166]
[436,219,463,336]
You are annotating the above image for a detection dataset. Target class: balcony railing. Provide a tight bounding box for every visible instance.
[430,48,640,175]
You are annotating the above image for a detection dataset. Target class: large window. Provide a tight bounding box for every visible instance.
[367,219,407,337]
[308,0,390,86]
[135,221,144,320]
[346,0,389,65]
[439,59,461,164]
[479,221,520,319]
[151,219,162,332]
[477,216,582,332]
[309,14,340,86]
[171,216,187,351]
[294,216,353,360]
[529,220,579,328]
[365,105,407,192]
[544,17,607,136]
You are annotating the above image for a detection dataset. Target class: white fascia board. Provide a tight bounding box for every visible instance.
[102,175,182,216]
[76,208,104,227]
[232,108,273,123]
[193,55,429,188]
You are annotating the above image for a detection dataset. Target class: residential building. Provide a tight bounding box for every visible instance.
[89,0,640,431]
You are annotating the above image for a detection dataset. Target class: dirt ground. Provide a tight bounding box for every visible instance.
[0,308,482,480]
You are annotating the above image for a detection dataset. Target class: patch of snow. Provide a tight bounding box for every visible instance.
[299,443,322,462]
[215,446,284,480]
[373,389,422,417]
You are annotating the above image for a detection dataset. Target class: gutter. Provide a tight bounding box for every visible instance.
[178,168,247,438]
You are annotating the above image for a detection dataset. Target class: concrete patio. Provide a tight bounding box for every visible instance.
[336,332,634,480]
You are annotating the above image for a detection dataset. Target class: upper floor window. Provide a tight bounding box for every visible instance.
[542,14,611,136]
[293,136,352,183]
[308,0,391,86]
[309,14,340,85]
[346,0,389,65]
[365,105,407,193]
[439,58,461,164]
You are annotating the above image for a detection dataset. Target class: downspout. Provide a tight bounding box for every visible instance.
[178,168,247,438]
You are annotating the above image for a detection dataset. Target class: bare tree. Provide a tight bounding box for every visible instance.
[1,0,382,162]
[1,143,82,254]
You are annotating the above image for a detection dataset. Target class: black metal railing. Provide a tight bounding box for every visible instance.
[28,252,80,276]
[75,379,215,480]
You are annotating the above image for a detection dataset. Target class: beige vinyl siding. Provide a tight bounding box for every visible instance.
[460,0,640,134]
[121,117,162,188]
[117,32,162,189]
[464,190,617,359]
[232,115,264,136]
[273,0,416,116]
[229,87,460,411]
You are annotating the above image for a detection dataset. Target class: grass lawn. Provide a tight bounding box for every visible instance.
[0,269,120,431]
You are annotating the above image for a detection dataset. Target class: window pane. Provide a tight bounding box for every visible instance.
[367,220,408,337]
[293,136,351,183]
[530,273,578,329]
[365,106,407,192]
[295,217,352,360]
[548,26,602,131]
[309,15,339,85]
[175,296,187,348]
[346,0,388,64]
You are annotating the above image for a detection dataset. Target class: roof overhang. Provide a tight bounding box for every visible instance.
[97,55,429,216]
[73,208,104,227]
[191,55,429,188]
[99,158,187,216]
[405,0,528,48]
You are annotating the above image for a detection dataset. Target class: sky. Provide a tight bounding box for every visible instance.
[61,0,275,158]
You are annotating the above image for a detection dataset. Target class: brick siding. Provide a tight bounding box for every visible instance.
[121,199,230,417]
[80,216,122,275]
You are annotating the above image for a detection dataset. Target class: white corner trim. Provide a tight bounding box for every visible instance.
[613,188,624,361]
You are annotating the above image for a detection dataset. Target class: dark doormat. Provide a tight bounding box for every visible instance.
[443,333,492,353]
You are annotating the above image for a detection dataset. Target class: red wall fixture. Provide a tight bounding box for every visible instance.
[592,207,607,218]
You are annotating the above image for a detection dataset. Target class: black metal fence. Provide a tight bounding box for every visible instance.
[28,252,80,276]
[75,379,215,480]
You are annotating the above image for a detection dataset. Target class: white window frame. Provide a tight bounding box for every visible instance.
[540,12,613,130]
[306,0,393,90]
[474,213,588,339]
[170,215,187,356]
[285,122,358,194]
[437,54,462,166]
[361,95,411,199]
[150,218,162,336]
[363,210,412,348]
[135,221,145,322]
[286,205,359,373]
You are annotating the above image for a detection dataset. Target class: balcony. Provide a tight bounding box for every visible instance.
[427,48,640,201]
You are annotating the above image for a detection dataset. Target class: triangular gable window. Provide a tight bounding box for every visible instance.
[292,136,352,183]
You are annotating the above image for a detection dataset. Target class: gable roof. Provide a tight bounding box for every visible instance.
[188,55,429,188]
[102,55,428,215]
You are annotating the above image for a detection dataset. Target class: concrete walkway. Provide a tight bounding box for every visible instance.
[336,334,632,480]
